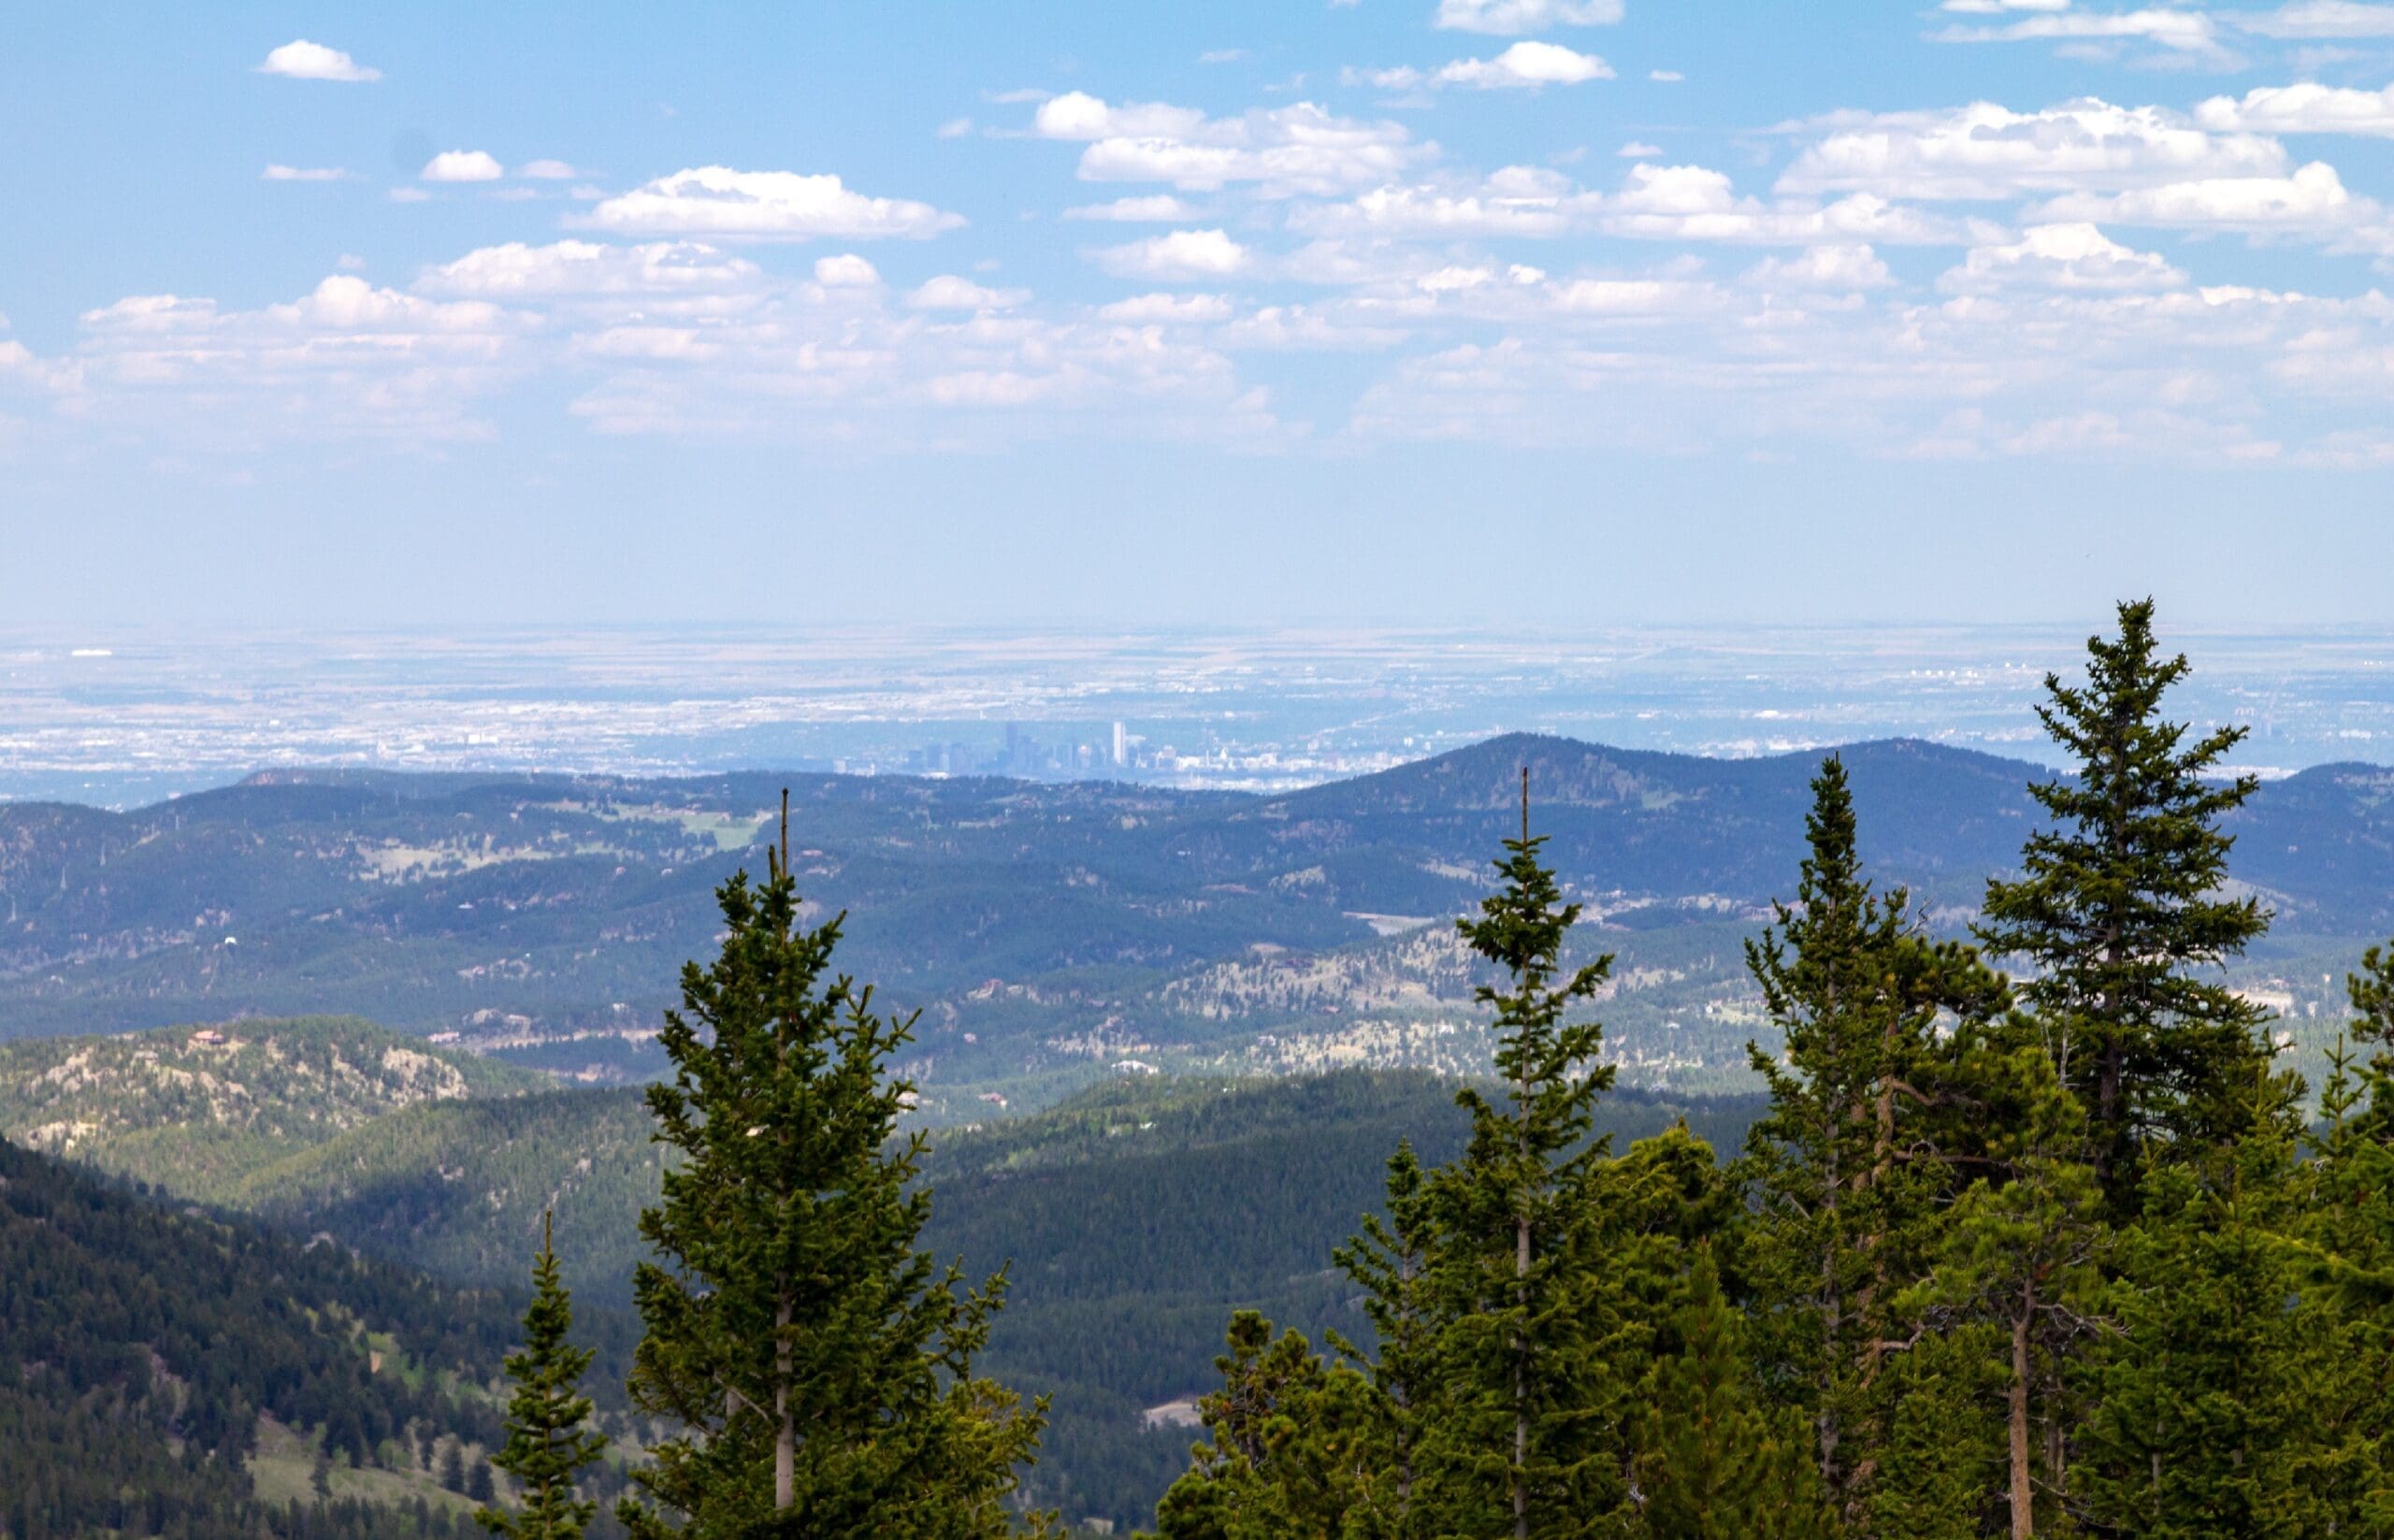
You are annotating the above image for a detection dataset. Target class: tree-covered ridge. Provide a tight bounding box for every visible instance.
[0,1131,570,1540]
[0,1015,542,1200]
[4,738,2392,1108]
[228,1088,662,1308]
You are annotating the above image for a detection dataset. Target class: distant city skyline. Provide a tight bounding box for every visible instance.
[7,620,2390,807]
[7,5,2394,627]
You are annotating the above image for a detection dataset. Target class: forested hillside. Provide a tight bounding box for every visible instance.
[921,1072,1760,1528]
[0,1133,637,1539]
[3,1043,1760,1531]
[232,1088,659,1303]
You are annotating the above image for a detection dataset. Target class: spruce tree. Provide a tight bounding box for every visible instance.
[1631,1249,1829,1540]
[2342,940,2394,1135]
[2280,965,2394,1528]
[1328,1143,1442,1540]
[1907,1047,2106,1540]
[1152,1313,1372,1540]
[2076,1087,2352,1537]
[1977,598,2269,1210]
[1421,772,1628,1539]
[619,814,1047,1540]
[1738,756,2006,1528]
[478,1211,604,1540]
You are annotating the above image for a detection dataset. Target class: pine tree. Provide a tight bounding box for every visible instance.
[2342,940,2394,1135]
[1328,1143,1441,1540]
[2275,967,2394,1529]
[1421,771,1629,1539]
[619,810,1048,1540]
[1977,598,2269,1211]
[477,1211,604,1540]
[1906,1047,2106,1540]
[1738,756,2007,1528]
[1152,1313,1373,1540]
[2076,1083,2354,1537]
[1631,1248,1830,1540]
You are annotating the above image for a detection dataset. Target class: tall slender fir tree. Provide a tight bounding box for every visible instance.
[1421,770,1629,1539]
[1329,1142,1443,1540]
[2076,1081,2347,1537]
[1151,1314,1373,1540]
[478,1210,605,1540]
[620,798,1048,1540]
[1976,597,2270,1212]
[1907,1047,2107,1540]
[1738,756,2007,1531]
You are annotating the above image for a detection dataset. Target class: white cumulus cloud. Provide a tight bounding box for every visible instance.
[422,151,505,183]
[1435,41,1613,88]
[1433,0,1624,35]
[257,39,380,82]
[263,165,348,181]
[519,159,578,180]
[1941,223,2186,292]
[1779,100,2286,200]
[1291,167,1596,237]
[907,275,1030,309]
[1093,229,1253,280]
[1742,244,1895,289]
[2034,161,2358,232]
[814,254,883,287]
[1032,94,1423,196]
[66,275,528,446]
[577,166,964,240]
[1034,93,1212,140]
[2198,81,2394,137]
[1603,163,1974,244]
[416,240,763,298]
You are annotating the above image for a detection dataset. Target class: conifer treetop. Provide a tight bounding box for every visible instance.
[479,1209,604,1540]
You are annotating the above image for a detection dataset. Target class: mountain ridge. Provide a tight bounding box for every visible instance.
[3,735,2388,1103]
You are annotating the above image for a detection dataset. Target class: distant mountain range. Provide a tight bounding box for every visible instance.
[3,735,2388,1102]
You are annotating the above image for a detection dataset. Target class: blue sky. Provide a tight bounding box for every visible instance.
[7,1,2394,629]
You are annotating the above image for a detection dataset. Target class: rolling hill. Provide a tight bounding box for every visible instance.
[2,736,2388,1107]
[0,1015,544,1201]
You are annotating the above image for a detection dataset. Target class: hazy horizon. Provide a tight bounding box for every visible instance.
[8,618,2390,808]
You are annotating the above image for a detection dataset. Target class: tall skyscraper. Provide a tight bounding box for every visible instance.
[1111,720,1127,767]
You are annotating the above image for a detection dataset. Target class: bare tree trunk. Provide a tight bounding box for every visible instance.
[2009,1298,2035,1540]
[774,785,797,1512]
[1515,1202,1529,1540]
[1820,1101,1843,1498]
[1848,1021,1901,1511]
[776,1294,794,1509]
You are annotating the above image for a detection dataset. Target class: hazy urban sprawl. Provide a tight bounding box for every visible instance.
[9,623,2394,807]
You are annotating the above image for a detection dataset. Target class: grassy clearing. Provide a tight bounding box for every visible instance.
[248,1415,483,1514]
